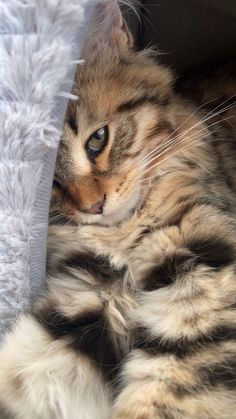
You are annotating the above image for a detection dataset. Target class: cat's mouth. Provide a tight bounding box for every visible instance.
[75,187,141,226]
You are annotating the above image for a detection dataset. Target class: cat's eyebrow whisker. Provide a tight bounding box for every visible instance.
[133,1,156,31]
[134,101,236,173]
[133,117,232,186]
[131,95,235,171]
[119,0,142,23]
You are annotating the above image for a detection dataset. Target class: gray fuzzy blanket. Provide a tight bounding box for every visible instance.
[0,0,95,340]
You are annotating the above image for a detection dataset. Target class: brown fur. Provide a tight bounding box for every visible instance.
[0,1,235,418]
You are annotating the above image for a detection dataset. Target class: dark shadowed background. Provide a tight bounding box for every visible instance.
[122,0,236,74]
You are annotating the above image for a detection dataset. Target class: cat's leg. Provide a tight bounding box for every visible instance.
[112,207,236,418]
[0,238,132,419]
[0,314,111,419]
[0,251,121,419]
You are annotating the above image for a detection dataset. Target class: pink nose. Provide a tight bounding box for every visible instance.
[80,199,105,215]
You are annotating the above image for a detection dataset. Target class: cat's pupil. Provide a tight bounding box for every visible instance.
[94,128,105,140]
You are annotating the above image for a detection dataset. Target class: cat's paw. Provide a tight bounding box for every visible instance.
[111,387,163,419]
[77,224,113,253]
[78,224,108,241]
[112,409,157,419]
[112,405,159,419]
[78,224,123,258]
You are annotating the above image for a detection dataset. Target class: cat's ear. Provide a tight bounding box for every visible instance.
[81,0,133,62]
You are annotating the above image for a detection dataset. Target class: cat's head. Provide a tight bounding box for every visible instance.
[53,0,174,226]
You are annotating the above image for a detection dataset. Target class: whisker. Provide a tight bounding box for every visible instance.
[132,115,233,183]
[112,134,227,204]
[133,117,231,179]
[132,97,236,171]
[119,0,142,23]
[49,213,64,222]
[138,136,227,188]
[49,211,73,227]
[133,119,232,186]
[64,218,73,226]
[132,95,234,170]
[132,105,235,182]
[146,98,235,164]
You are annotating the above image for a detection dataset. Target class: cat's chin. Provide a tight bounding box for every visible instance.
[79,210,131,226]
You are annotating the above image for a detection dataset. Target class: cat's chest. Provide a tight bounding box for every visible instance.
[77,191,161,261]
[78,223,137,269]
[77,217,163,285]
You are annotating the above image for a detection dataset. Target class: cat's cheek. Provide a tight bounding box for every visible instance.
[58,199,77,221]
[102,185,141,225]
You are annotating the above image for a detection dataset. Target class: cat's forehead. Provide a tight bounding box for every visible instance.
[75,62,133,127]
[77,59,135,102]
[74,55,172,130]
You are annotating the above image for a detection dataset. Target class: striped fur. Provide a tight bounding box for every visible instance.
[0,1,236,418]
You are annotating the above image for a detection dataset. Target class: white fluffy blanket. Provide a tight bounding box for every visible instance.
[0,0,95,340]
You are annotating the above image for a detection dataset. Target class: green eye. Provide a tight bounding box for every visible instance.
[86,126,108,160]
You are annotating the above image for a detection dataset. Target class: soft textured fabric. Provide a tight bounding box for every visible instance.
[0,0,95,341]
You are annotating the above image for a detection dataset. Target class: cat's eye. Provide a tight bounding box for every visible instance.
[86,126,108,160]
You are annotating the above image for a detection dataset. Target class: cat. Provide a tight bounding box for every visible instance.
[0,1,236,418]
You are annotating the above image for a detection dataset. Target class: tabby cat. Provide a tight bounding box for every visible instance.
[0,1,235,418]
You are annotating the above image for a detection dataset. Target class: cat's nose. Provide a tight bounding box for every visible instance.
[80,198,105,215]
